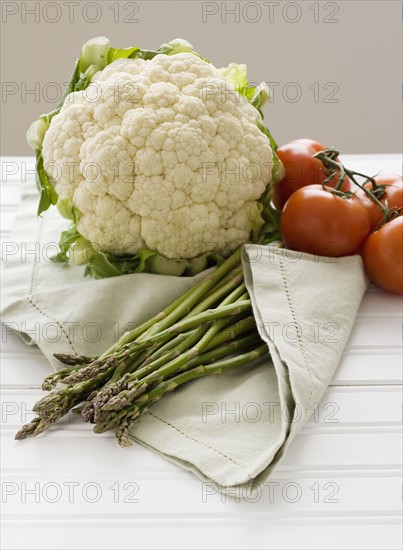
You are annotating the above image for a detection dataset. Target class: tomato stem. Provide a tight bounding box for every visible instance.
[314,149,391,220]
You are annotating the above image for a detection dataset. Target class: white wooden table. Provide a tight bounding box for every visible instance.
[1,156,402,550]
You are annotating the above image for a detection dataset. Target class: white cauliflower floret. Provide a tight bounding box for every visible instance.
[42,52,274,260]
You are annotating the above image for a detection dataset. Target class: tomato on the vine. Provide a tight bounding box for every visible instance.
[280,185,371,257]
[355,173,403,230]
[361,216,403,294]
[272,139,351,210]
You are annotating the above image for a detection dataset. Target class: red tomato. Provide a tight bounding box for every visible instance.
[361,216,403,294]
[355,173,403,230]
[280,185,371,257]
[272,139,351,210]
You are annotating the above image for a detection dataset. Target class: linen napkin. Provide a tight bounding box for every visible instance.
[1,181,368,497]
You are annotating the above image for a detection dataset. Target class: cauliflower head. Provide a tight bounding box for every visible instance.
[29,38,282,277]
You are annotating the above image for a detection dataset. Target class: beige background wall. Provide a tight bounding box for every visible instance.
[0,0,401,155]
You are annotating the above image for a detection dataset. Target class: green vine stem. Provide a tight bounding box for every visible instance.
[313,148,391,221]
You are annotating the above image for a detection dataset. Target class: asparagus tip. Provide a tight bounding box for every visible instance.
[14,417,42,440]
[116,423,134,447]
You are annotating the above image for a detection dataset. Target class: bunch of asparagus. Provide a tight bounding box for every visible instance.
[15,248,269,446]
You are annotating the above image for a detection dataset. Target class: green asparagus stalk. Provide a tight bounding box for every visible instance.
[53,354,96,366]
[115,299,251,357]
[42,355,97,390]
